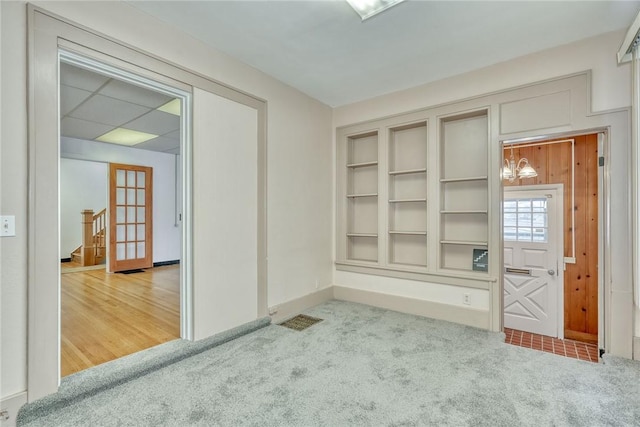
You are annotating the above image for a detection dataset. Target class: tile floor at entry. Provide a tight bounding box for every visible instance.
[504,328,599,363]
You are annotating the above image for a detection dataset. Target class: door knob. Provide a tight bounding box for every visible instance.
[548,269,555,276]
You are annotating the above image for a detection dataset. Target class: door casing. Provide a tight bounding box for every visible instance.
[29,7,267,401]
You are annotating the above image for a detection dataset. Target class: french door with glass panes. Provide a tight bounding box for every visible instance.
[109,163,153,272]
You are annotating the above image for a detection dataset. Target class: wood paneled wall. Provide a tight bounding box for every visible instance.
[503,135,598,343]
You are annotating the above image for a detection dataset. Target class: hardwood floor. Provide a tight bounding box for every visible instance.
[61,265,180,377]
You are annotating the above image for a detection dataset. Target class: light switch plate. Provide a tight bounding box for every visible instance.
[1,216,16,237]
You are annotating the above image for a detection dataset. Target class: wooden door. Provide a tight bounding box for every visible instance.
[109,163,153,272]
[503,188,562,337]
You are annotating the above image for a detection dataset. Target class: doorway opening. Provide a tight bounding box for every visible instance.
[501,135,600,357]
[59,52,190,376]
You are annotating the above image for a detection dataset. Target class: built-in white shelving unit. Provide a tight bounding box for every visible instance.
[345,131,379,262]
[336,107,491,285]
[439,109,489,273]
[388,121,428,267]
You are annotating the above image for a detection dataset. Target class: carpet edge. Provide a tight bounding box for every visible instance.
[16,316,271,426]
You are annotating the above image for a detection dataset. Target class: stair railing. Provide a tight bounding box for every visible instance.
[81,209,106,266]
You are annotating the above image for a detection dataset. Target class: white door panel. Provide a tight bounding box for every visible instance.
[504,270,555,336]
[503,186,563,338]
[521,248,548,269]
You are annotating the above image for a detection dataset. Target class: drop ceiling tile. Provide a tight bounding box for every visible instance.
[69,94,151,127]
[61,117,114,140]
[60,85,93,117]
[163,147,181,155]
[124,110,180,135]
[60,62,110,92]
[133,135,180,153]
[163,130,181,139]
[100,79,173,108]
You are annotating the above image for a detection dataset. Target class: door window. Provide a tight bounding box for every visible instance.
[504,198,548,242]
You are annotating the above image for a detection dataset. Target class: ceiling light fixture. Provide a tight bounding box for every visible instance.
[96,128,159,146]
[157,98,181,116]
[345,0,406,21]
[502,145,538,183]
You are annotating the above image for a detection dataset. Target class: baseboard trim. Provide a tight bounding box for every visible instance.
[333,286,490,329]
[153,260,180,267]
[634,336,640,361]
[269,287,334,323]
[1,392,27,427]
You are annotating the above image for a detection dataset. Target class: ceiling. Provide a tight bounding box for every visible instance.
[61,1,640,152]
[127,0,640,107]
[60,62,181,154]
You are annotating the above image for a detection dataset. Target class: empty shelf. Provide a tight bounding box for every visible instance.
[440,210,487,214]
[347,161,378,168]
[388,168,427,176]
[389,198,427,203]
[440,240,488,246]
[440,176,488,183]
[389,231,427,235]
[347,193,378,198]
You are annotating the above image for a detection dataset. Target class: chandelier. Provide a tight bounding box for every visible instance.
[502,145,537,183]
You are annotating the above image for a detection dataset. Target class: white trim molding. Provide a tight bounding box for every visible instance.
[269,287,334,324]
[0,392,27,427]
[617,11,640,64]
[333,286,490,329]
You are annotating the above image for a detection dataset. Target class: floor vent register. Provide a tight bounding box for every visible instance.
[279,314,323,331]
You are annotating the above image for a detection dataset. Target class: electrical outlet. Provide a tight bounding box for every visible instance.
[463,294,471,305]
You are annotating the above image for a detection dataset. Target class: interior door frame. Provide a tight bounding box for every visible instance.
[58,49,194,324]
[28,7,267,401]
[503,184,565,339]
[499,131,607,353]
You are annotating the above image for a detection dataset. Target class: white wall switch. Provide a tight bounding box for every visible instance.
[1,216,16,237]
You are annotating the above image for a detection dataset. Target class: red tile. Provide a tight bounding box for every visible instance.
[504,329,597,363]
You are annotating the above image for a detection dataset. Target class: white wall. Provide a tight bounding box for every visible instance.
[1,0,29,402]
[192,88,259,340]
[333,30,633,332]
[1,1,333,401]
[334,30,630,127]
[61,138,181,263]
[60,158,107,258]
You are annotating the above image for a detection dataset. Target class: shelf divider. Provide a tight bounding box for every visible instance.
[347,161,378,168]
[440,210,488,214]
[440,240,488,246]
[389,231,427,235]
[440,176,488,183]
[388,168,427,176]
[389,198,427,203]
[346,193,378,198]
